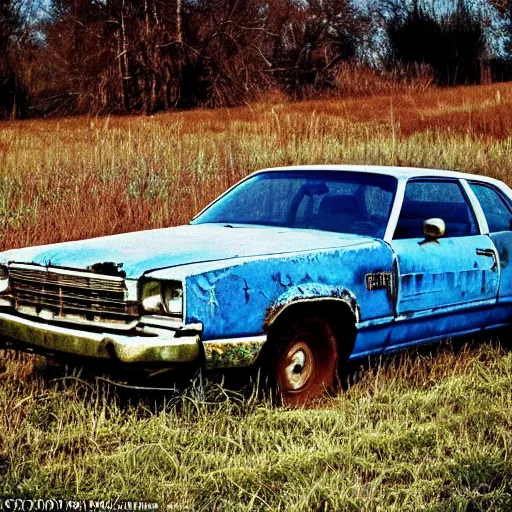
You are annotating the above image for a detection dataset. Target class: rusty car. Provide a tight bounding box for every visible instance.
[0,165,511,404]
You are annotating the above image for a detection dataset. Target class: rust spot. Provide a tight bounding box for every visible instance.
[263,287,359,331]
[203,340,264,369]
[264,303,280,330]
[88,262,126,278]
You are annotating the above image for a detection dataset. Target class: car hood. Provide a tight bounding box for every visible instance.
[0,224,372,279]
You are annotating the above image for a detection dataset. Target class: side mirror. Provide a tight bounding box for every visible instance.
[423,218,446,239]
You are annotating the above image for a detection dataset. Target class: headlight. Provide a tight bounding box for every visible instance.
[163,283,183,315]
[0,265,8,293]
[141,281,163,314]
[141,280,183,317]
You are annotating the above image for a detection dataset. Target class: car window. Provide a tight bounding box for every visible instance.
[294,181,394,233]
[394,180,477,239]
[202,177,304,226]
[193,171,397,238]
[469,182,512,233]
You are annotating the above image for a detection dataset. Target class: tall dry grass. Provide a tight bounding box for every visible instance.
[332,62,434,98]
[0,82,512,251]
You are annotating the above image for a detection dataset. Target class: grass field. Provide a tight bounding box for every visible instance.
[2,82,512,509]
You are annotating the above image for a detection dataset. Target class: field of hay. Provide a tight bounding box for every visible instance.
[0,82,511,250]
[1,82,512,509]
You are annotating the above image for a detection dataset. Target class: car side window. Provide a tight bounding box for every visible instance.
[394,180,477,239]
[469,183,512,233]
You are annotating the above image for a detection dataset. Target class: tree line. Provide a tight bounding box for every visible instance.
[1,0,511,119]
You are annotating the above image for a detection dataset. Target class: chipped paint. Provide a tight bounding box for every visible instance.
[263,283,360,330]
[390,235,499,314]
[178,239,395,358]
[88,261,126,278]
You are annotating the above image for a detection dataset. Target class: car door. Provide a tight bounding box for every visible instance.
[388,179,499,348]
[468,181,512,326]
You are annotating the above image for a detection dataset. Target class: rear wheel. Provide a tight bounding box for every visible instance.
[269,316,339,406]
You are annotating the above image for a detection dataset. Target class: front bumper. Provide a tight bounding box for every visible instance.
[0,312,201,364]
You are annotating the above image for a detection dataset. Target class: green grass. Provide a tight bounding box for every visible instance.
[2,339,512,510]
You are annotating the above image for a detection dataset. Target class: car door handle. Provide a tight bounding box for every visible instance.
[476,248,498,271]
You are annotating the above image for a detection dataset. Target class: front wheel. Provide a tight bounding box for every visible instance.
[268,316,340,406]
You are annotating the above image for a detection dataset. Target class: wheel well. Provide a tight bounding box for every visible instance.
[266,300,357,361]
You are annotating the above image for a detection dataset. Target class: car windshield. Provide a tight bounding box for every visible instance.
[192,171,398,238]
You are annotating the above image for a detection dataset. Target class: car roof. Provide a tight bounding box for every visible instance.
[257,164,505,187]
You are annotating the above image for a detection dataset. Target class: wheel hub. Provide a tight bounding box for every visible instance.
[283,341,314,390]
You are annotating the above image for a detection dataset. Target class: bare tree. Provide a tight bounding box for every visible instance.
[18,0,373,115]
[266,0,369,97]
[380,0,486,85]
[0,0,34,118]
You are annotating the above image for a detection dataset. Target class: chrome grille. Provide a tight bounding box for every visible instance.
[8,264,139,327]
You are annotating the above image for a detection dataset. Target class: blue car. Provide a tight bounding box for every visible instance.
[0,165,511,404]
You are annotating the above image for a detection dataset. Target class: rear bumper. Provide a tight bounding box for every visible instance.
[0,312,201,364]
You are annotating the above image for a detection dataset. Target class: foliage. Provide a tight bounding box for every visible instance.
[37,0,370,114]
[383,0,486,85]
[5,0,512,116]
[0,0,28,119]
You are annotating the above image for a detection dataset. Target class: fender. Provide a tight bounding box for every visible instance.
[263,283,361,330]
[201,283,360,370]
